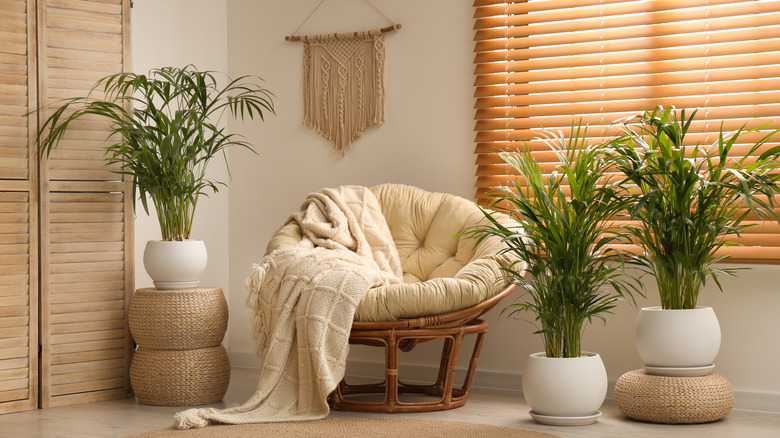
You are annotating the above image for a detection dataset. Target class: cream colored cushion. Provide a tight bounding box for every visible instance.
[265,183,516,322]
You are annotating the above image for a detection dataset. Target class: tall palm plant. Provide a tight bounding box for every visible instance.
[609,106,780,309]
[37,65,275,241]
[464,125,640,358]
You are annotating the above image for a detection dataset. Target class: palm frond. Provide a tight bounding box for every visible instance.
[463,123,642,358]
[608,105,780,309]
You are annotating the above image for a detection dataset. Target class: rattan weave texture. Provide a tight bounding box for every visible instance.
[129,287,230,406]
[129,288,228,350]
[614,369,734,424]
[130,345,230,406]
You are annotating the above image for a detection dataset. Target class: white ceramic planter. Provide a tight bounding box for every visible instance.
[522,352,607,425]
[635,306,720,373]
[143,240,208,289]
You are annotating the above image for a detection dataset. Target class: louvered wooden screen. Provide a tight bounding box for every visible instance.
[0,191,37,414]
[40,0,125,182]
[0,0,32,181]
[0,0,38,415]
[40,185,132,406]
[1,0,132,413]
[473,0,780,263]
[37,0,133,408]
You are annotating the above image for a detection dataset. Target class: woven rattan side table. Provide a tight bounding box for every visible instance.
[128,287,230,406]
[614,369,734,424]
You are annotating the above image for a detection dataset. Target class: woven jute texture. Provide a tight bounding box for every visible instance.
[614,369,734,424]
[130,346,230,406]
[125,418,561,438]
[129,288,228,350]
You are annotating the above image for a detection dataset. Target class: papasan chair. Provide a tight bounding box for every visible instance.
[264,183,521,413]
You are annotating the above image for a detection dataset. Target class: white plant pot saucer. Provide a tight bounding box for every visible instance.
[643,364,715,377]
[152,280,201,290]
[529,410,601,426]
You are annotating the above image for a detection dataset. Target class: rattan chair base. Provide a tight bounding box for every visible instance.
[130,345,231,406]
[330,319,488,413]
[330,284,514,413]
[614,369,734,424]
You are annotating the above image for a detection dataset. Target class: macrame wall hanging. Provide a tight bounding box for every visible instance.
[286,0,401,155]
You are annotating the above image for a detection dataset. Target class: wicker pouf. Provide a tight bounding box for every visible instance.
[129,288,229,350]
[129,287,230,406]
[130,345,231,406]
[614,369,734,424]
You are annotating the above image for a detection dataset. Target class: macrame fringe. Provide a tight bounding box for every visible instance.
[302,119,384,156]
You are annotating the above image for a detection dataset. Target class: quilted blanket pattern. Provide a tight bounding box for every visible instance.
[173,186,402,429]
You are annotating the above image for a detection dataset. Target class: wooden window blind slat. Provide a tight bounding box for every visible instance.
[475,64,780,97]
[475,27,780,63]
[473,0,780,263]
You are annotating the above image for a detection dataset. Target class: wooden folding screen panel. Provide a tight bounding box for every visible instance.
[0,192,37,414]
[40,188,132,407]
[0,0,132,413]
[37,0,133,408]
[0,0,39,415]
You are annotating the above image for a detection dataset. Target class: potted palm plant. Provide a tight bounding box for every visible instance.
[610,106,780,375]
[38,65,275,288]
[464,125,640,425]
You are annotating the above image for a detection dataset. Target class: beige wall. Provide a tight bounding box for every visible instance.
[133,0,780,412]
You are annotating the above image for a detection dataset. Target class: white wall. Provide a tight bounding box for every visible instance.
[132,0,780,412]
[131,0,232,341]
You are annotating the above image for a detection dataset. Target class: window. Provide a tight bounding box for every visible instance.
[473,0,780,263]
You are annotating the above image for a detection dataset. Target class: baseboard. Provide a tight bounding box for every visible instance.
[732,391,780,413]
[228,351,780,413]
[228,351,260,370]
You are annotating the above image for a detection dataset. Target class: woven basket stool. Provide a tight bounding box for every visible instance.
[614,369,734,424]
[128,287,230,406]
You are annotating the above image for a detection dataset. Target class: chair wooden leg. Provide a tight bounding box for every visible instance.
[441,329,465,407]
[437,335,456,394]
[453,330,486,403]
[386,330,399,410]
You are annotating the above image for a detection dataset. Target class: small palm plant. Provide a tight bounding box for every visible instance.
[610,106,780,309]
[37,65,275,241]
[464,125,640,358]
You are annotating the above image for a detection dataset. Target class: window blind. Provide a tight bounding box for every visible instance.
[473,0,780,263]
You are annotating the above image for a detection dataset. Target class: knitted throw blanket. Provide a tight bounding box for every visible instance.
[174,186,403,429]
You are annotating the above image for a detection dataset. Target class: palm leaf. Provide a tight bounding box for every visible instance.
[36,65,275,240]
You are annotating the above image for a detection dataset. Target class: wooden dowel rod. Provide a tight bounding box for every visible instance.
[285,23,401,42]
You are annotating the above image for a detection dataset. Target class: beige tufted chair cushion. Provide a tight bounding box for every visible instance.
[265,184,516,322]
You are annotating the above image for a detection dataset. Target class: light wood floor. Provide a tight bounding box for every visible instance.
[0,367,778,438]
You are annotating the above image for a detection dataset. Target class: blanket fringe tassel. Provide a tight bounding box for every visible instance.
[245,262,270,355]
[174,408,213,429]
